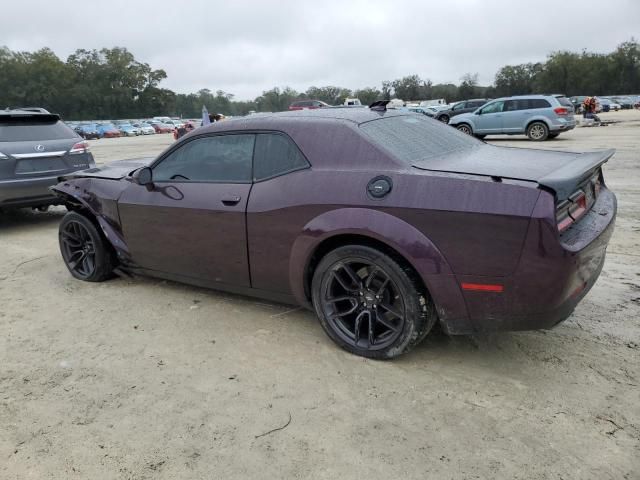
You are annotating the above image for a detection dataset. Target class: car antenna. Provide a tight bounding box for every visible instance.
[369,100,390,111]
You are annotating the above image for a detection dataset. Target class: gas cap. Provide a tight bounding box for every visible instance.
[367,176,393,199]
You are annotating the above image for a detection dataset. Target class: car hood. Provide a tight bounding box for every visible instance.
[59,157,153,180]
[413,144,615,200]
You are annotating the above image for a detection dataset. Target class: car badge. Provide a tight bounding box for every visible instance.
[34,144,45,152]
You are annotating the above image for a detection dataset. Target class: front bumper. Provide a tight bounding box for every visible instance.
[458,187,616,332]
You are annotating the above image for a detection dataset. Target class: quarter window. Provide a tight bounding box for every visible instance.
[253,133,309,181]
[153,134,255,183]
[528,99,551,109]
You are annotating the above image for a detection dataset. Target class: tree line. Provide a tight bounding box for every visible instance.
[0,39,638,120]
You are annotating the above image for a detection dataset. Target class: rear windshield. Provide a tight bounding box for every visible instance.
[0,118,77,142]
[359,115,479,164]
[556,96,573,107]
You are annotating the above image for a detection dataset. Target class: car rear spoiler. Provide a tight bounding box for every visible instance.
[538,148,615,200]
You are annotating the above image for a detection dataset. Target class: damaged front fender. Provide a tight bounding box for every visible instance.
[51,177,131,258]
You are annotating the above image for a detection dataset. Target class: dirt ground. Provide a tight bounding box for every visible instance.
[1,111,639,479]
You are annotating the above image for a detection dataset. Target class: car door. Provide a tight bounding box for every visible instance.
[245,132,311,294]
[501,99,527,133]
[117,133,255,287]
[449,101,467,118]
[474,100,505,134]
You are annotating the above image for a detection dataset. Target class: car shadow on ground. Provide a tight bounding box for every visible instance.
[0,206,66,232]
[487,137,570,143]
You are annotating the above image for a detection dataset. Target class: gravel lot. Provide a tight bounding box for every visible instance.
[1,111,639,479]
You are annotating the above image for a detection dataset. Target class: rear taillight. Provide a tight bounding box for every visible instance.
[69,141,90,155]
[568,191,587,220]
[554,107,569,116]
[556,200,573,232]
[556,171,601,233]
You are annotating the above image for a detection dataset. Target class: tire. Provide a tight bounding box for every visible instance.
[438,114,450,124]
[456,123,473,135]
[311,245,437,359]
[58,211,116,282]
[526,121,549,141]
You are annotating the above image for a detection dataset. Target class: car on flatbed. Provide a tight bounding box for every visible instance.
[52,105,616,359]
[0,109,95,210]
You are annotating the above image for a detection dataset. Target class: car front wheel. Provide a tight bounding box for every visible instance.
[438,114,450,124]
[456,124,473,135]
[59,211,116,282]
[526,121,549,141]
[311,245,437,359]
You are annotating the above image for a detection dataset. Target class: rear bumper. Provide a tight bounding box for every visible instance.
[549,117,576,132]
[0,175,64,208]
[458,187,616,332]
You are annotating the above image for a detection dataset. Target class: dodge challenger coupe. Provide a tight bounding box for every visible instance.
[52,106,617,358]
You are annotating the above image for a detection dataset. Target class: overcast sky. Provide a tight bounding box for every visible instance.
[3,0,639,100]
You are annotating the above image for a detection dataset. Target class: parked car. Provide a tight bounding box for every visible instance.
[598,98,621,112]
[165,119,185,129]
[133,123,156,135]
[51,107,616,359]
[405,106,434,116]
[150,122,175,134]
[449,95,576,141]
[611,97,634,109]
[289,100,330,110]
[98,123,121,138]
[0,109,95,210]
[117,124,138,137]
[75,123,100,140]
[435,99,489,124]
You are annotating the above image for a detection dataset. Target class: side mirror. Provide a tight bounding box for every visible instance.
[131,166,154,190]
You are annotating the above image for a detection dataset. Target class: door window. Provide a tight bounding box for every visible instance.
[152,134,255,183]
[479,101,504,114]
[452,102,466,111]
[253,133,309,181]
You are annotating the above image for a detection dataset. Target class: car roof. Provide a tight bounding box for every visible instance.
[200,107,409,131]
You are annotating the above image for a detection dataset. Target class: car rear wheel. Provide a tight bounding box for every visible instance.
[526,121,549,141]
[456,123,472,135]
[438,114,450,124]
[59,211,116,282]
[311,245,437,359]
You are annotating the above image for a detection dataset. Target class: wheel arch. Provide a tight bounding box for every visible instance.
[51,181,130,256]
[288,208,464,324]
[525,117,551,132]
[455,121,473,133]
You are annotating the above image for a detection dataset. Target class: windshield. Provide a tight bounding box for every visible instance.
[360,115,479,164]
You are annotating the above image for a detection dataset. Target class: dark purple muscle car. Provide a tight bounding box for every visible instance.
[52,107,616,358]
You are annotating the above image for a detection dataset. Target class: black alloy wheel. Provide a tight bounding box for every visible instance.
[59,211,116,282]
[312,245,436,359]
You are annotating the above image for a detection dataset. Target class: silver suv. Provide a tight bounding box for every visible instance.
[0,109,95,210]
[449,95,576,141]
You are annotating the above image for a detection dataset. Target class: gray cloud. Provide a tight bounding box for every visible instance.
[3,0,639,99]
